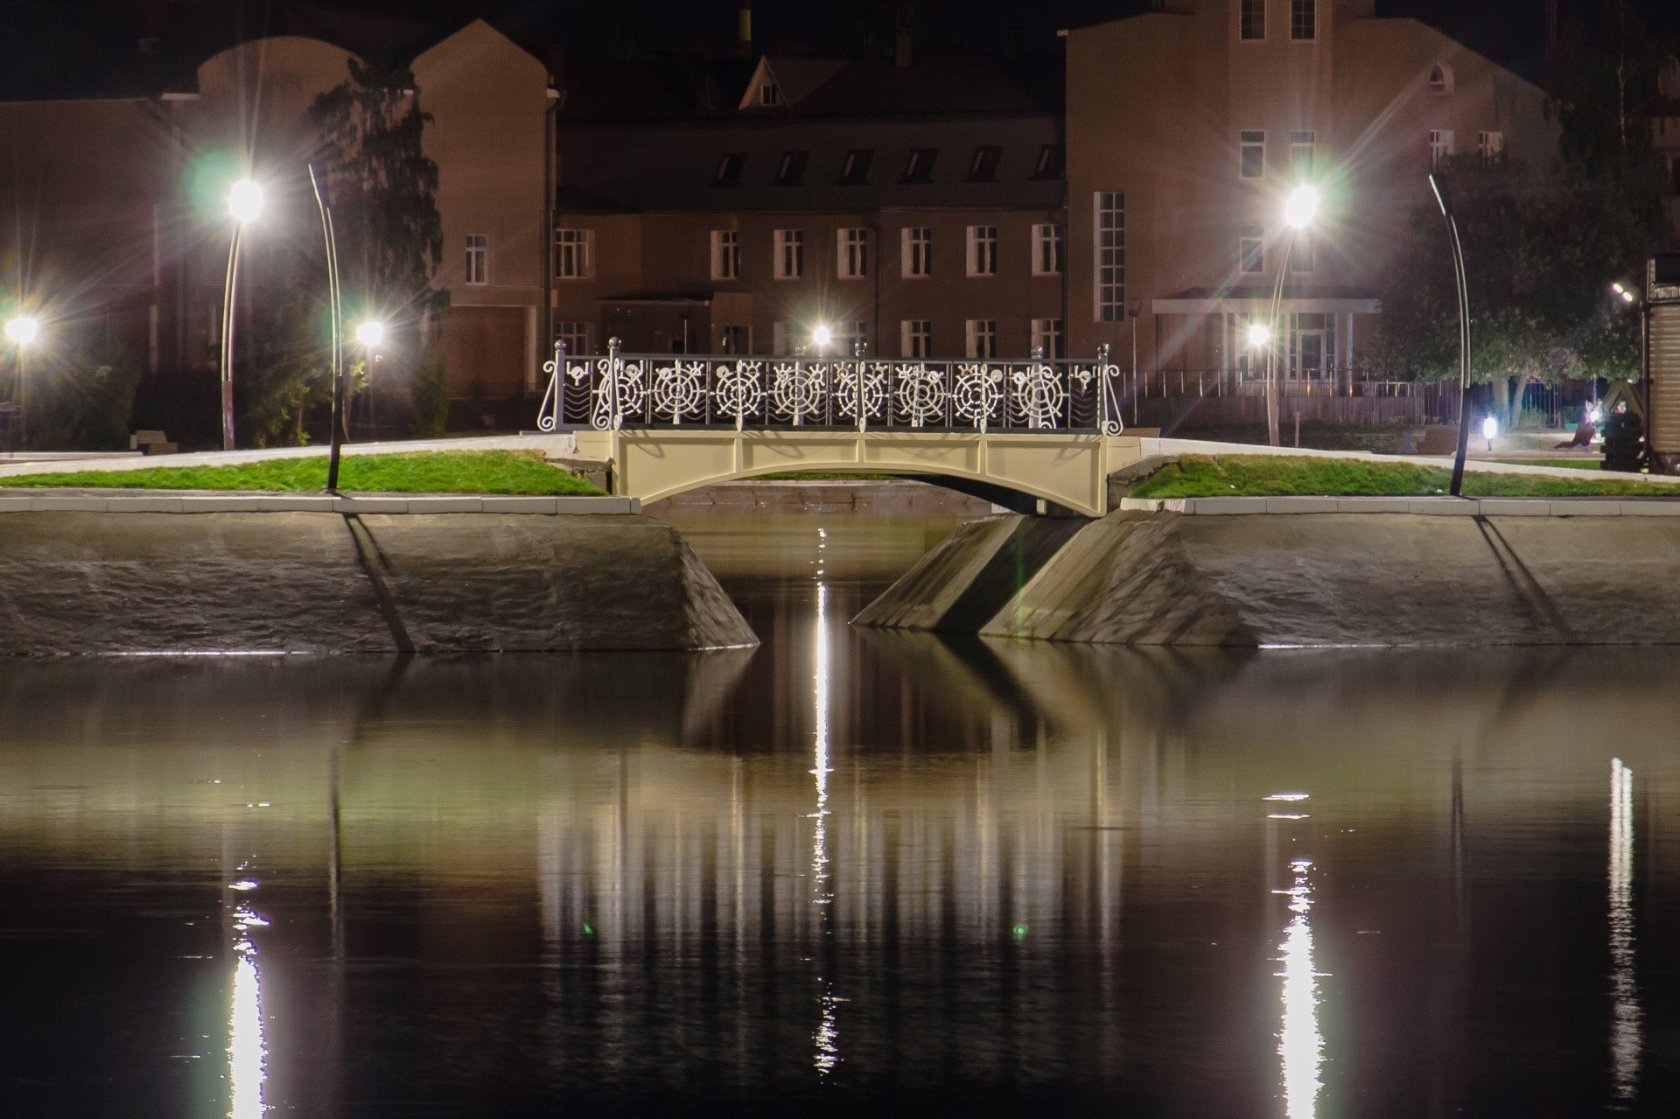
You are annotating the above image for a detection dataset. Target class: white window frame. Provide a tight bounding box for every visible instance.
[1031,318,1063,360]
[1478,130,1505,161]
[1240,130,1265,178]
[555,228,592,280]
[902,227,932,278]
[1289,131,1314,179]
[1428,129,1454,167]
[710,230,740,281]
[774,229,804,280]
[965,319,997,360]
[1032,224,1064,276]
[901,319,932,359]
[837,227,869,279]
[1095,191,1125,322]
[554,319,589,356]
[1290,0,1315,41]
[1240,0,1265,41]
[1240,225,1265,274]
[966,225,998,277]
[465,233,488,286]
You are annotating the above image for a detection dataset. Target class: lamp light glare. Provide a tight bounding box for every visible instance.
[810,323,833,351]
[1283,184,1320,230]
[355,320,386,348]
[229,179,264,225]
[5,315,40,345]
[1482,415,1499,442]
[1246,322,1271,348]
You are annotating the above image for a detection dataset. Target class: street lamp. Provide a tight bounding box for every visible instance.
[1266,184,1318,447]
[810,322,832,356]
[1428,172,1473,496]
[221,177,263,451]
[5,314,40,451]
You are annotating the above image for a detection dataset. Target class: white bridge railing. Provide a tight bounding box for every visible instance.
[537,339,1125,435]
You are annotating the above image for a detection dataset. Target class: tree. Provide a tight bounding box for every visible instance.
[310,59,448,439]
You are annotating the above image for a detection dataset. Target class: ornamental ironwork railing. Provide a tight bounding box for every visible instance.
[536,338,1126,435]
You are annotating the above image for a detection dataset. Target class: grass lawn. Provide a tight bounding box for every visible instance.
[0,450,604,495]
[1129,455,1678,499]
[1490,457,1602,471]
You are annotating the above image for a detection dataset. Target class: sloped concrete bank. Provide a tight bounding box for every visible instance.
[0,496,756,654]
[859,499,1680,646]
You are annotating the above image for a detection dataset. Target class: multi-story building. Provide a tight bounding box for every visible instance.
[1064,0,1554,386]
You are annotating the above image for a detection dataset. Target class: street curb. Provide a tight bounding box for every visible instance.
[0,494,641,515]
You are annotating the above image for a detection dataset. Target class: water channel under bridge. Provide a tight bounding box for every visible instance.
[541,350,1147,515]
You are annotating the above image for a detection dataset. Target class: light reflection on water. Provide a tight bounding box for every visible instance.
[2,511,1680,1115]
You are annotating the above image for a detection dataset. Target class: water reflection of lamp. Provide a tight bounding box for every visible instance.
[228,881,270,1119]
[1609,758,1640,1102]
[811,576,840,1075]
[1275,857,1323,1119]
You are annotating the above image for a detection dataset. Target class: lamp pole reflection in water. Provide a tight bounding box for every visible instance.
[1609,758,1640,1102]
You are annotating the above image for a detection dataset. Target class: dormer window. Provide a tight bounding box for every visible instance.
[967,145,1002,182]
[902,147,937,183]
[776,151,809,186]
[713,152,745,186]
[839,149,873,185]
[1033,144,1065,179]
[1429,62,1453,94]
[759,81,780,106]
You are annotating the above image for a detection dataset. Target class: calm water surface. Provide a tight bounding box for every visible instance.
[3,509,1679,1117]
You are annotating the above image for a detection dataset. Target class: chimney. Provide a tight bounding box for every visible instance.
[735,0,753,60]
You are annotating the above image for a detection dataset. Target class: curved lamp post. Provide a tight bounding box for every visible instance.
[1267,184,1319,447]
[220,178,263,451]
[5,314,40,450]
[1428,172,1472,496]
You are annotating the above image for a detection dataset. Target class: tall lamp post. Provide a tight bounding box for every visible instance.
[5,314,40,450]
[221,178,263,451]
[1266,184,1319,447]
[1427,172,1472,496]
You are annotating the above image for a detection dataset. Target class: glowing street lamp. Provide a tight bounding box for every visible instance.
[355,320,386,350]
[5,314,40,450]
[220,177,264,451]
[1266,184,1319,447]
[810,322,833,355]
[1246,321,1271,349]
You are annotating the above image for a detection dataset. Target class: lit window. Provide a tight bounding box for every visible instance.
[966,225,998,276]
[465,233,488,285]
[1241,0,1265,40]
[1290,0,1315,41]
[1095,192,1125,322]
[901,319,932,358]
[965,319,997,360]
[967,145,1002,181]
[710,230,740,281]
[902,148,937,183]
[1289,131,1314,178]
[1240,225,1264,273]
[902,227,932,278]
[1428,129,1454,167]
[838,228,869,279]
[554,229,592,279]
[1241,130,1265,178]
[1032,224,1064,276]
[839,149,873,185]
[1478,130,1505,161]
[774,229,804,279]
[1031,318,1063,360]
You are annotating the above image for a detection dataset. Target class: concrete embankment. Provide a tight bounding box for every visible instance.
[860,498,1680,646]
[0,496,756,654]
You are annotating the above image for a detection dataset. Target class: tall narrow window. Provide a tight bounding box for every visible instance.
[1241,0,1265,40]
[465,233,488,285]
[554,229,592,279]
[772,321,791,355]
[720,324,750,354]
[774,229,804,279]
[1428,129,1454,167]
[1477,130,1505,161]
[902,227,932,278]
[1240,224,1264,274]
[901,320,932,358]
[1290,0,1315,41]
[1031,318,1064,359]
[1032,224,1064,276]
[967,225,998,276]
[965,319,997,360]
[553,319,589,356]
[1289,131,1314,178]
[838,228,869,279]
[1095,191,1125,322]
[710,230,740,281]
[835,321,868,358]
[1240,130,1266,178]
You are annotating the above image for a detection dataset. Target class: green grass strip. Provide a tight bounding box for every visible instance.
[0,450,604,495]
[1129,455,1677,499]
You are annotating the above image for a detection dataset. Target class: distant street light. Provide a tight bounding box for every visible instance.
[5,314,40,450]
[220,177,264,451]
[1482,414,1499,451]
[1266,184,1319,447]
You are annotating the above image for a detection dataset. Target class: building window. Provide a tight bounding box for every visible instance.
[759,82,779,106]
[713,152,745,186]
[839,149,873,185]
[1240,224,1264,273]
[835,321,868,358]
[1428,63,1453,94]
[967,225,998,276]
[775,151,809,186]
[1428,129,1454,167]
[774,229,804,279]
[902,148,937,183]
[720,324,750,354]
[1290,0,1315,41]
[1031,318,1063,359]
[902,227,932,278]
[772,321,791,356]
[1095,191,1125,322]
[554,319,589,356]
[1240,130,1265,178]
[1034,144,1065,179]
[965,319,997,360]
[1032,224,1064,276]
[901,319,932,358]
[838,228,869,279]
[710,230,740,281]
[555,229,592,279]
[1241,0,1265,40]
[1478,130,1505,161]
[1290,131,1314,178]
[465,233,488,285]
[967,145,1002,181]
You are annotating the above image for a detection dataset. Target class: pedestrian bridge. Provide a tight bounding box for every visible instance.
[544,348,1142,515]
